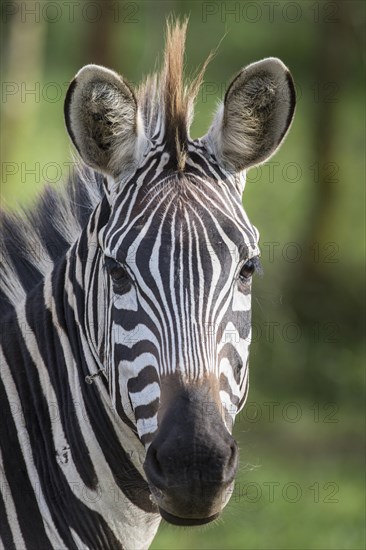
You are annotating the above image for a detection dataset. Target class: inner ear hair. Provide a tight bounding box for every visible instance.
[64,64,142,178]
[206,58,296,173]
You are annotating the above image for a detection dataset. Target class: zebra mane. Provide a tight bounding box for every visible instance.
[0,166,104,317]
[137,18,212,170]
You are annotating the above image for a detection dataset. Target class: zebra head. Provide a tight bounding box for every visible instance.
[64,22,295,526]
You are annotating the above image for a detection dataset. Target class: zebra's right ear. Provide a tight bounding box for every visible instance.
[64,64,146,179]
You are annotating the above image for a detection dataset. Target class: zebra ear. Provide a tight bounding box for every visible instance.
[203,58,296,173]
[64,64,146,179]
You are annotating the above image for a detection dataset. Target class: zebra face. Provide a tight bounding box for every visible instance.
[64,29,295,524]
[98,164,260,523]
[101,164,259,426]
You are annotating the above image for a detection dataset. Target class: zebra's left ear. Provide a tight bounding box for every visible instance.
[64,64,146,179]
[203,58,296,173]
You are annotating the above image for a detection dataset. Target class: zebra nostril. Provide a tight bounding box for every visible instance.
[225,442,238,481]
[145,445,166,490]
[151,448,162,474]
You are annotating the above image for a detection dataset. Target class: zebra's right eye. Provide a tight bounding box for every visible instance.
[104,257,130,291]
[110,265,127,283]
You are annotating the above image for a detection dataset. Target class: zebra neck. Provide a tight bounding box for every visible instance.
[1,260,160,548]
[58,197,110,383]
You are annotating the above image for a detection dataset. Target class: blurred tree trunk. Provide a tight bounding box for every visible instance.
[286,2,363,398]
[304,2,350,275]
[85,0,115,67]
[289,2,356,320]
[1,2,46,198]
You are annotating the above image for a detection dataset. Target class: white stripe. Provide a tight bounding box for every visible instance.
[0,445,27,549]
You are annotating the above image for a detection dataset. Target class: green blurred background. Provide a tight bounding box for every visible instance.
[1,1,364,548]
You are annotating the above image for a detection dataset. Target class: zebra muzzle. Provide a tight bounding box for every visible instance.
[143,386,239,524]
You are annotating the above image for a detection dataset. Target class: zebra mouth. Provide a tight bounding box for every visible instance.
[149,485,222,525]
[159,507,220,526]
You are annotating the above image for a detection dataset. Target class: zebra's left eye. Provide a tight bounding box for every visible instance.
[239,258,257,281]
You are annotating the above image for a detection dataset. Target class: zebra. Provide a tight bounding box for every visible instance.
[0,19,295,550]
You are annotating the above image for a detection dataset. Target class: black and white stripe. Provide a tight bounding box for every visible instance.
[1,19,295,549]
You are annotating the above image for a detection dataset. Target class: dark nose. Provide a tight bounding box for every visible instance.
[145,434,238,491]
[144,389,238,499]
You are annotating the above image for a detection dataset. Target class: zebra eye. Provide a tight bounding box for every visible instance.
[104,257,130,290]
[239,258,257,281]
[110,266,127,282]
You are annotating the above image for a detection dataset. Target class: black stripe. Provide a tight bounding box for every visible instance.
[128,366,160,395]
[0,488,16,550]
[134,398,160,421]
[115,340,159,364]
[219,373,240,407]
[0,355,51,548]
[218,343,244,386]
[114,368,138,435]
